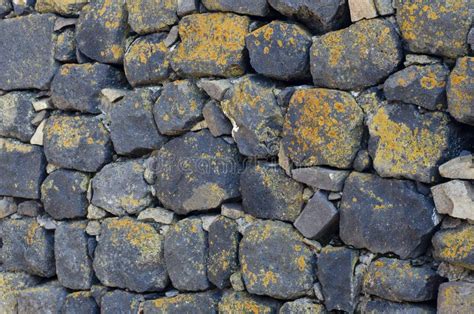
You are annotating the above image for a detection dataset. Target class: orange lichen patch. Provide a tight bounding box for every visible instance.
[46,116,107,149]
[447,57,474,122]
[107,218,161,255]
[219,295,272,314]
[0,138,34,154]
[262,271,278,287]
[25,221,41,246]
[436,226,474,264]
[320,31,344,67]
[127,37,169,65]
[35,0,88,15]
[420,70,446,90]
[150,294,196,311]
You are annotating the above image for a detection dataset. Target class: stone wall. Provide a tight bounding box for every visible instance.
[0,0,473,313]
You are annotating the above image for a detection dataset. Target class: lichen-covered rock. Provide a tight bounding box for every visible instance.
[340,172,440,259]
[93,218,169,292]
[17,286,68,314]
[240,162,304,222]
[44,114,113,172]
[164,218,210,291]
[126,0,178,34]
[101,290,143,314]
[51,63,127,113]
[239,220,315,299]
[310,18,402,90]
[447,57,474,125]
[0,14,58,90]
[363,258,442,302]
[246,21,312,81]
[280,298,326,314]
[41,169,89,219]
[124,33,171,87]
[76,0,128,64]
[109,89,167,156]
[432,224,474,270]
[170,13,249,78]
[0,92,37,143]
[92,160,152,216]
[218,291,281,313]
[432,180,474,221]
[367,104,464,183]
[317,246,360,312]
[202,0,269,16]
[36,0,88,15]
[282,88,364,168]
[203,100,232,137]
[267,0,349,34]
[360,298,436,314]
[221,75,283,157]
[62,291,99,314]
[143,291,221,314]
[54,28,77,62]
[396,0,473,58]
[153,80,208,135]
[0,272,41,313]
[153,130,241,214]
[0,218,55,277]
[384,64,450,110]
[437,282,474,313]
[0,138,46,199]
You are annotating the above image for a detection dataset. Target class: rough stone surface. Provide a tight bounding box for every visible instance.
[348,0,378,22]
[432,224,474,270]
[62,291,99,314]
[280,298,326,314]
[447,57,474,125]
[36,0,88,15]
[218,291,281,313]
[0,272,41,312]
[54,28,77,62]
[137,207,175,224]
[101,290,143,314]
[0,92,37,142]
[437,282,474,314]
[17,200,44,217]
[126,0,178,34]
[432,180,474,221]
[439,154,474,180]
[202,0,269,16]
[203,100,232,137]
[17,286,68,314]
[360,298,436,314]
[292,167,350,192]
[0,197,17,219]
[143,291,221,313]
[0,0,12,17]
[197,78,232,101]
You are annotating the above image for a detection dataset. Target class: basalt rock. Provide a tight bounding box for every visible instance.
[447,57,474,126]
[126,0,178,35]
[101,290,144,314]
[202,0,270,17]
[0,92,37,143]
[54,28,77,62]
[36,0,88,16]
[218,291,281,313]
[62,291,99,314]
[437,282,474,313]
[432,223,474,270]
[142,291,221,313]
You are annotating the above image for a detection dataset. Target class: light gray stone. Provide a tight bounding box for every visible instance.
[292,167,350,192]
[439,155,474,180]
[432,180,474,221]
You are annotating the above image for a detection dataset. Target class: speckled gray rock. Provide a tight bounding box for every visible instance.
[432,223,474,270]
[318,246,360,312]
[0,272,41,312]
[340,172,440,259]
[240,220,315,299]
[0,138,46,199]
[291,167,349,192]
[92,160,152,216]
[93,218,169,292]
[203,100,232,137]
[384,64,450,110]
[0,92,37,142]
[0,0,12,17]
[62,292,99,314]
[101,290,143,314]
[202,0,269,16]
[0,14,58,90]
[164,218,210,291]
[360,298,436,314]
[0,197,17,219]
[126,0,178,34]
[437,282,474,313]
[280,298,326,314]
[221,75,284,157]
[310,18,402,90]
[246,21,312,81]
[44,114,113,172]
[218,291,281,313]
[54,28,76,62]
[153,130,241,214]
[51,63,127,113]
[241,162,304,222]
[41,169,89,219]
[109,89,167,156]
[143,291,221,313]
[447,57,474,125]
[17,286,68,314]
[153,80,208,135]
[0,218,55,277]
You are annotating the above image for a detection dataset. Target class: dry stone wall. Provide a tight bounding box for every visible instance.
[0,0,473,313]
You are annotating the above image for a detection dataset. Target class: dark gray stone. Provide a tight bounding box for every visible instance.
[280,298,326,314]
[101,290,143,314]
[437,282,474,313]
[62,292,99,314]
[54,28,76,62]
[447,57,474,125]
[291,167,349,192]
[360,298,436,314]
[126,0,178,34]
[0,197,16,219]
[0,0,12,17]
[203,100,232,137]
[143,291,221,314]
[0,92,37,142]
[17,200,43,217]
[202,0,269,16]
[432,223,474,270]
[353,149,372,172]
[218,291,281,313]
[18,286,68,314]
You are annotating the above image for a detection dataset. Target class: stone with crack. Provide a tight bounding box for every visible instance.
[54,28,77,62]
[126,0,178,35]
[0,92,37,142]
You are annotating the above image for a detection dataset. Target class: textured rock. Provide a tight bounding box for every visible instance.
[164,218,210,291]
[240,220,315,299]
[17,286,68,314]
[0,197,17,219]
[221,75,283,157]
[171,13,249,77]
[439,154,474,180]
[0,92,37,142]
[348,0,378,22]
[432,224,474,270]
[280,298,326,314]
[437,282,474,314]
[0,272,41,313]
[93,218,169,292]
[0,138,46,199]
[54,28,76,62]
[447,57,474,125]
[246,21,312,81]
[340,172,439,259]
[203,100,232,137]
[137,207,175,224]
[282,88,364,168]
[202,0,269,16]
[396,0,472,58]
[101,290,143,314]
[374,0,394,15]
[292,167,350,192]
[0,14,58,90]
[36,0,88,15]
[126,0,178,34]
[0,0,12,17]
[197,78,232,101]
[310,18,402,90]
[17,200,43,217]
[361,298,436,314]
[241,162,304,222]
[384,64,450,111]
[153,80,208,135]
[143,291,221,313]
[44,114,113,172]
[153,130,241,214]
[62,291,99,314]
[51,63,127,113]
[432,180,474,221]
[218,291,281,313]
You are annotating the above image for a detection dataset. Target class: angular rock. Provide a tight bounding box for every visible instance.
[54,28,76,62]
[240,220,315,299]
[197,78,232,101]
[170,13,249,77]
[0,14,58,90]
[137,207,175,224]
[51,63,127,113]
[360,298,436,314]
[396,0,472,58]
[348,0,378,22]
[282,88,364,168]
[164,218,210,291]
[0,138,46,199]
[340,172,440,259]
[0,197,17,219]
[177,0,199,16]
[447,57,474,125]
[109,89,167,156]
[153,130,241,214]
[76,0,128,64]
[41,169,89,219]
[93,218,169,292]
[143,291,221,313]
[363,258,442,302]
[0,92,37,142]
[437,282,474,313]
[221,203,245,220]
[36,0,88,15]
[126,0,178,34]
[18,286,68,314]
[218,291,281,313]
[432,224,474,270]
[153,80,208,135]
[310,18,402,90]
[374,0,394,15]
[384,64,450,111]
[202,0,269,16]
[439,154,474,180]
[280,298,326,314]
[241,162,304,222]
[101,290,143,314]
[63,292,99,314]
[246,21,312,81]
[17,200,43,217]
[432,180,474,221]
[44,114,113,172]
[292,167,350,192]
[203,100,232,137]
[0,0,12,17]
[221,75,284,157]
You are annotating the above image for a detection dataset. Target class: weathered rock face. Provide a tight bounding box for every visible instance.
[340,172,439,259]
[218,291,281,313]
[202,0,269,16]
[0,14,58,90]
[310,19,402,90]
[437,282,474,313]
[291,166,349,192]
[18,286,68,314]
[101,290,143,314]
[0,272,41,312]
[126,0,178,34]
[360,298,436,314]
[439,154,474,180]
[396,0,473,58]
[36,0,88,15]
[143,291,221,313]
[432,224,474,270]
[432,180,474,221]
[447,57,474,125]
[202,100,232,137]
[0,92,37,142]
[54,28,77,62]
[280,298,326,314]
[63,291,99,314]
[0,0,12,17]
